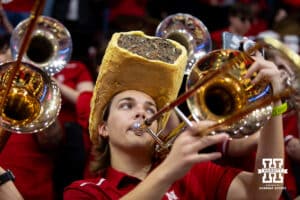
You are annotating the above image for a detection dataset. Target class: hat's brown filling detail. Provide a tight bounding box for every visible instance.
[118,34,182,64]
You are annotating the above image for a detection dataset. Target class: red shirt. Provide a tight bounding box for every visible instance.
[76,91,93,178]
[210,28,229,49]
[282,112,299,198]
[54,61,93,126]
[3,0,35,12]
[54,62,93,181]
[64,162,241,199]
[282,110,299,198]
[0,134,55,200]
[76,91,93,131]
[108,0,147,22]
[283,0,300,7]
[283,110,299,138]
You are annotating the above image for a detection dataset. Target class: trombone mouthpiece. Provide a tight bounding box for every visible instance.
[132,121,142,130]
[131,121,149,136]
[132,121,150,131]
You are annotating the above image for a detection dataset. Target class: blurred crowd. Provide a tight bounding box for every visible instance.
[1,0,299,78]
[0,0,299,200]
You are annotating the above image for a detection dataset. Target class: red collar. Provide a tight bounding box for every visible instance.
[103,167,141,189]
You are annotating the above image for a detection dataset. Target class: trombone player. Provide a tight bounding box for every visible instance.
[62,31,285,200]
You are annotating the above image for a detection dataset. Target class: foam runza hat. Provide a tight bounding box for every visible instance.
[89,31,188,144]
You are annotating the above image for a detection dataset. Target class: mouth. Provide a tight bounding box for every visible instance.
[129,121,145,136]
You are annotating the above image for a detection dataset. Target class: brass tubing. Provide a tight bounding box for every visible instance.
[144,48,259,127]
[199,88,293,137]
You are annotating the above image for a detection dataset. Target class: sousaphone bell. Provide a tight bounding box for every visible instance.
[156,13,212,75]
[10,16,72,76]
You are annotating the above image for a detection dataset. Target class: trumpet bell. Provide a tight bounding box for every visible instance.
[10,16,72,76]
[156,13,212,75]
[0,61,61,133]
[186,49,273,137]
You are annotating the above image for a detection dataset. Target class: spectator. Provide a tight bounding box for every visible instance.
[52,60,94,200]
[210,2,253,49]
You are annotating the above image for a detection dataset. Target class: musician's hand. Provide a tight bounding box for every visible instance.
[245,56,282,95]
[159,121,228,183]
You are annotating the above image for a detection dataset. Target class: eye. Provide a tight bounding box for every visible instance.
[146,107,156,115]
[119,102,133,110]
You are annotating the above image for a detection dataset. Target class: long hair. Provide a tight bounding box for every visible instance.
[90,102,111,174]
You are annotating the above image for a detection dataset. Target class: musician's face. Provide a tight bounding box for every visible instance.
[267,50,294,83]
[265,49,299,108]
[98,90,158,152]
[229,15,251,36]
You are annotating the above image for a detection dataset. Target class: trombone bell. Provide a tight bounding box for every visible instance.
[186,49,273,138]
[4,87,40,124]
[0,61,61,133]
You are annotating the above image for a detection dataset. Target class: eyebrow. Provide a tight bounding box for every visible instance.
[145,101,157,109]
[118,97,134,103]
[118,97,157,108]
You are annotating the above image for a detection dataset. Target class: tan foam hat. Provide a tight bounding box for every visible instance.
[89,31,187,144]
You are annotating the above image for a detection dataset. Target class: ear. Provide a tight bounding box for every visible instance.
[98,122,109,138]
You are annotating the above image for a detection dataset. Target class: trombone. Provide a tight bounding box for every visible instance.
[134,37,300,153]
[0,0,71,150]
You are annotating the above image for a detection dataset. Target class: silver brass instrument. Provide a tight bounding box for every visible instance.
[0,0,70,134]
[0,61,61,133]
[134,37,300,153]
[156,13,212,75]
[10,16,72,76]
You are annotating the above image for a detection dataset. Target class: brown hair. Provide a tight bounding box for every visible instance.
[89,102,112,174]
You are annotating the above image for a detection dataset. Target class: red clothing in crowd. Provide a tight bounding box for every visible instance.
[283,110,299,139]
[0,134,55,200]
[76,91,94,179]
[282,110,299,199]
[108,0,147,22]
[64,162,241,199]
[210,27,229,49]
[2,0,35,12]
[283,0,300,7]
[54,61,94,171]
[210,24,267,50]
[76,91,93,132]
[246,19,268,37]
[54,60,93,127]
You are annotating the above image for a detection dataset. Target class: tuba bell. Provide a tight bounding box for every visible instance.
[156,13,212,75]
[10,16,72,76]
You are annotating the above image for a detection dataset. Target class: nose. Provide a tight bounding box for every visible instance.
[134,106,146,120]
